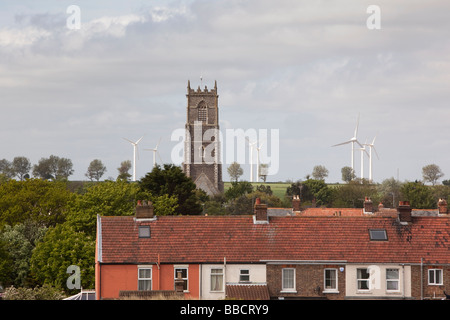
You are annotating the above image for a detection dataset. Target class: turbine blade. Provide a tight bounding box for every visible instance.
[157,151,163,163]
[123,137,134,144]
[373,146,380,160]
[136,136,144,144]
[354,113,360,138]
[332,140,352,147]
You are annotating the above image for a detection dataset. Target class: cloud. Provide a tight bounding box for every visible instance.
[0,0,449,182]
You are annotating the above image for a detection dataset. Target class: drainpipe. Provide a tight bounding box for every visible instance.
[420,258,423,300]
[401,264,405,299]
[224,257,227,299]
[157,254,161,290]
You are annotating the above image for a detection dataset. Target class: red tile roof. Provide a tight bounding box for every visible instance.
[226,284,270,300]
[99,215,450,265]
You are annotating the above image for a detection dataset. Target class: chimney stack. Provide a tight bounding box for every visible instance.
[136,200,154,219]
[397,201,412,224]
[438,198,448,214]
[292,195,301,212]
[364,197,373,214]
[254,198,268,223]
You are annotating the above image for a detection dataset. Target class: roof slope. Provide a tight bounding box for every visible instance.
[99,215,450,265]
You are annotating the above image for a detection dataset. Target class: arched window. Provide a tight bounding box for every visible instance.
[198,101,207,122]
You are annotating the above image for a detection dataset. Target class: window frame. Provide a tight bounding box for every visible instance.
[137,267,152,291]
[386,268,400,292]
[369,229,388,241]
[357,268,370,291]
[428,268,443,285]
[174,267,189,292]
[239,269,250,283]
[210,268,224,292]
[281,268,296,292]
[324,268,338,292]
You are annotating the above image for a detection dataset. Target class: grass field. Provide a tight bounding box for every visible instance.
[224,182,290,199]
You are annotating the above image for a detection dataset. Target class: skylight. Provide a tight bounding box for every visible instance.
[139,226,151,238]
[369,229,387,241]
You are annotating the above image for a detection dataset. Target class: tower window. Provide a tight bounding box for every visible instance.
[198,102,207,122]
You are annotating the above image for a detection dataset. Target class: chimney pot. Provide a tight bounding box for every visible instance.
[136,200,154,219]
[398,201,412,223]
[438,198,448,214]
[292,195,301,212]
[364,197,373,214]
[254,198,268,223]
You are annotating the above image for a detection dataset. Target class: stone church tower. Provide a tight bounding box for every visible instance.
[182,80,224,196]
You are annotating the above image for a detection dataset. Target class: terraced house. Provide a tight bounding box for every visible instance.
[95,198,450,300]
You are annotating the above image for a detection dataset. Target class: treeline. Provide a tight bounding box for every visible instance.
[0,155,132,182]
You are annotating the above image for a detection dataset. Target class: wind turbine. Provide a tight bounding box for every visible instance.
[357,143,369,180]
[255,141,264,182]
[145,138,163,169]
[331,114,364,173]
[364,136,380,182]
[123,136,143,181]
[245,137,257,182]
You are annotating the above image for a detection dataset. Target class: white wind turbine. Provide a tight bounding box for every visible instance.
[145,138,163,169]
[123,136,143,182]
[357,143,369,180]
[245,137,257,182]
[332,114,364,174]
[364,136,380,182]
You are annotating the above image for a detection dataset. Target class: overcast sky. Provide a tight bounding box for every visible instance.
[1,0,449,184]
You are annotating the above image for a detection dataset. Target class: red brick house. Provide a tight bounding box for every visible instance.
[95,199,450,300]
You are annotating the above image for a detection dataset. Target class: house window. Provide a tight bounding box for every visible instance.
[324,269,338,292]
[138,268,152,291]
[240,269,250,282]
[428,269,443,285]
[386,268,400,291]
[357,268,370,290]
[138,226,150,238]
[174,267,188,291]
[210,268,224,292]
[369,229,387,241]
[282,268,296,291]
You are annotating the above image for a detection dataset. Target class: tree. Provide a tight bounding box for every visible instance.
[422,164,444,186]
[12,157,31,181]
[117,160,132,181]
[400,181,435,209]
[32,155,74,180]
[225,181,254,200]
[377,178,403,208]
[0,179,73,229]
[333,180,377,208]
[0,159,14,179]
[312,165,329,181]
[30,223,95,294]
[139,164,203,215]
[85,159,107,181]
[227,162,243,183]
[341,166,356,183]
[0,221,47,287]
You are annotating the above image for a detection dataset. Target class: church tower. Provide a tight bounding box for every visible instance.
[183,80,224,196]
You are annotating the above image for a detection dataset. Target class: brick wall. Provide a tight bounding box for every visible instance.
[267,264,346,300]
[411,265,450,300]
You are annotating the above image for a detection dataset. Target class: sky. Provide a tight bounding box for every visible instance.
[0,0,449,184]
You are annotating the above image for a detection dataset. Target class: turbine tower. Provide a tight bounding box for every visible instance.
[246,137,257,182]
[357,144,369,180]
[364,136,379,182]
[145,138,162,169]
[123,136,143,182]
[332,114,363,173]
[255,142,264,183]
